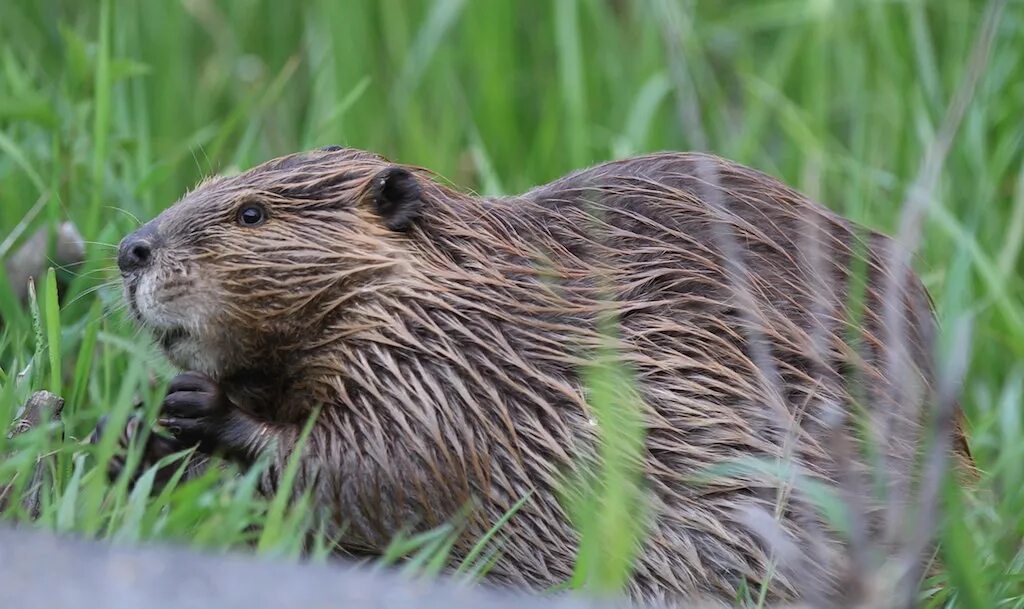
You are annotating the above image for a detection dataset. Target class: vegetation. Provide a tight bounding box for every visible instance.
[0,0,1021,606]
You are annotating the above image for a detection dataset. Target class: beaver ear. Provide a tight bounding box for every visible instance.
[366,167,423,231]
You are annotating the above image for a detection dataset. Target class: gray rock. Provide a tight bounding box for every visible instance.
[4,221,86,302]
[0,525,631,609]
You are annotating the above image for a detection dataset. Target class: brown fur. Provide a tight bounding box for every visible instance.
[117,147,973,607]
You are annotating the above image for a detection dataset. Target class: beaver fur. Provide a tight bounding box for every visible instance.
[112,147,972,607]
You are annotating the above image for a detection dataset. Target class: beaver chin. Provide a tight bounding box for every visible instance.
[123,273,223,373]
[159,328,225,378]
[158,327,188,349]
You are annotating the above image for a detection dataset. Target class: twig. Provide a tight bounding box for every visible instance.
[0,391,66,520]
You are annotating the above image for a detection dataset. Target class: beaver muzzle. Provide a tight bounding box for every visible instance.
[116,219,183,336]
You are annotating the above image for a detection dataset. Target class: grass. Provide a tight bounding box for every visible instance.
[0,0,1022,606]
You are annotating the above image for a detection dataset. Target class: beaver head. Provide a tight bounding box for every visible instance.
[116,146,428,378]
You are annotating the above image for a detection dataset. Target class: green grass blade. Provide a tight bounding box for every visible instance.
[43,267,60,396]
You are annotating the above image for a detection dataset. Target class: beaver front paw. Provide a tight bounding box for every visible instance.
[157,371,233,455]
[90,412,186,486]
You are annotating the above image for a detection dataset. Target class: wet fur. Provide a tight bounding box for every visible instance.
[115,147,972,607]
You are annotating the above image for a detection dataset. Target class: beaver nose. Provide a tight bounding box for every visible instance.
[117,222,160,273]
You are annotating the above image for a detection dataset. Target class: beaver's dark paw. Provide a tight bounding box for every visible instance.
[90,413,184,485]
[89,413,138,482]
[157,371,233,456]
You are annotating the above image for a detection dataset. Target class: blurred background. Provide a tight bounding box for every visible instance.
[1,0,1023,604]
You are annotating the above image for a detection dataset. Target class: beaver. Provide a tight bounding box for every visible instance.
[107,146,972,606]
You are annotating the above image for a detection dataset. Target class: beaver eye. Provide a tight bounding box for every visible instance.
[237,203,267,227]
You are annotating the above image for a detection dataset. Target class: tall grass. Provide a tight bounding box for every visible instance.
[0,0,1022,606]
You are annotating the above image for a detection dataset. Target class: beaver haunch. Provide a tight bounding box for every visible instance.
[114,147,971,606]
